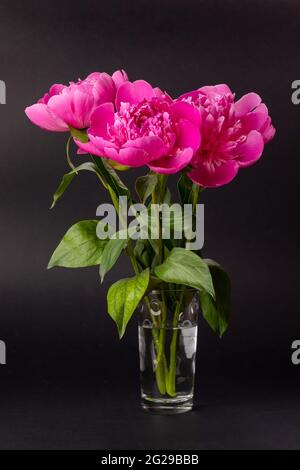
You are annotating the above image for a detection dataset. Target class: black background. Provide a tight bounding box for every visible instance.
[0,0,299,450]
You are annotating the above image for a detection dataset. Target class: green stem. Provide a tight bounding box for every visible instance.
[127,236,167,393]
[126,239,140,275]
[148,175,170,394]
[165,184,202,396]
[192,184,200,213]
[66,135,76,172]
[125,187,167,393]
[159,175,168,202]
[155,190,170,394]
[166,288,185,397]
[91,156,168,394]
[156,287,167,365]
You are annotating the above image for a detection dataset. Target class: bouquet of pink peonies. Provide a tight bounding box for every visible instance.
[25,70,275,413]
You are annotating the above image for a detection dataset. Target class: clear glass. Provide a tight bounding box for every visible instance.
[138,289,199,414]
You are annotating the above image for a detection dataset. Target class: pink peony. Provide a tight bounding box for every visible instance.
[75,80,201,173]
[179,84,275,187]
[25,70,128,132]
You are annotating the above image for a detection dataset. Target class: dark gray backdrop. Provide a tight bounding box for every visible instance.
[0,0,299,449]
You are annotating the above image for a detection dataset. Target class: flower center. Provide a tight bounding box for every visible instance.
[108,98,176,149]
[185,92,246,167]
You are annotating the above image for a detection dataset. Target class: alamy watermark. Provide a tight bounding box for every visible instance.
[0,80,6,104]
[291,340,300,365]
[96,197,204,251]
[0,340,6,365]
[291,80,300,104]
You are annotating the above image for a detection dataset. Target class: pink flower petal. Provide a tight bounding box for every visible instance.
[48,89,94,129]
[49,84,65,95]
[71,89,95,128]
[240,111,269,134]
[171,101,201,127]
[38,84,65,104]
[261,122,276,143]
[92,73,115,104]
[25,103,68,132]
[95,145,151,167]
[112,69,128,89]
[46,90,73,124]
[153,87,173,103]
[89,103,114,139]
[236,130,264,167]
[101,146,120,161]
[148,148,193,174]
[199,84,233,97]
[252,103,268,117]
[259,114,276,143]
[177,89,200,102]
[123,136,166,159]
[116,80,154,109]
[213,84,233,95]
[107,146,149,167]
[83,72,100,82]
[89,134,116,150]
[177,119,201,152]
[74,138,105,157]
[188,160,239,188]
[234,92,262,118]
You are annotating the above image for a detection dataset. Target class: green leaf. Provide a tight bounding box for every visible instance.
[163,187,172,205]
[91,156,131,201]
[200,259,231,337]
[107,268,150,338]
[69,127,89,143]
[135,173,158,204]
[107,159,129,171]
[177,172,193,205]
[146,275,162,294]
[48,220,108,269]
[134,239,153,269]
[50,162,98,209]
[154,247,215,298]
[99,230,128,283]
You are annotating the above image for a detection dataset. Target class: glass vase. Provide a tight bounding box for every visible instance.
[138,288,199,414]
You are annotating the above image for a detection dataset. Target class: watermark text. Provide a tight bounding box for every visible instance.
[291,340,300,365]
[0,80,6,104]
[96,197,204,251]
[291,80,300,104]
[0,340,6,365]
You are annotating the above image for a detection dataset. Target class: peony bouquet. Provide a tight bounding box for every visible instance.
[25,70,275,413]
